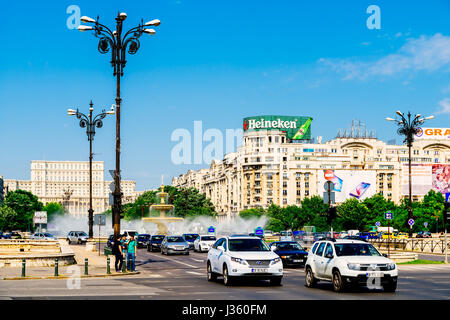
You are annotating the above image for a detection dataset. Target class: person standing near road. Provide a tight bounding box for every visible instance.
[127,234,138,272]
[112,235,123,272]
[121,234,128,271]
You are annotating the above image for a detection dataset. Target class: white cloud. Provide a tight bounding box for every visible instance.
[437,98,450,114]
[319,33,450,80]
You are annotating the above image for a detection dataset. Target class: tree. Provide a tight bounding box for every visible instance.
[42,202,66,222]
[4,190,43,231]
[239,208,266,219]
[173,187,216,218]
[0,205,19,231]
[336,198,370,231]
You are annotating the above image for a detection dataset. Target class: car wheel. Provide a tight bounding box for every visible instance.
[207,262,217,281]
[186,252,190,255]
[77,239,81,244]
[383,281,397,293]
[270,277,282,286]
[67,239,71,244]
[332,270,346,292]
[305,267,318,288]
[223,265,234,286]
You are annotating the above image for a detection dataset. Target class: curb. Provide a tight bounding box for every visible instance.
[1,271,140,281]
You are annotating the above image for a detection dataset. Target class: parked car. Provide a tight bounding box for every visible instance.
[66,231,88,244]
[206,236,283,286]
[304,239,398,292]
[137,234,151,248]
[183,233,200,250]
[122,230,139,240]
[147,235,165,252]
[30,232,58,240]
[194,235,217,252]
[269,241,308,267]
[416,231,432,238]
[161,235,190,255]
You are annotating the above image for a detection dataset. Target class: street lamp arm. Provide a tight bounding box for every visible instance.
[93,21,117,44]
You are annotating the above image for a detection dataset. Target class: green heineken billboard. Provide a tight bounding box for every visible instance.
[243,115,312,140]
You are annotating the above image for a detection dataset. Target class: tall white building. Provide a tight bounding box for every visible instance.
[4,160,143,216]
[173,116,450,221]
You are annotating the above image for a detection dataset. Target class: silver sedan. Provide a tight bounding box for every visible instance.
[161,235,190,255]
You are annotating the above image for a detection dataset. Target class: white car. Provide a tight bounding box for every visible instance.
[304,239,398,292]
[207,236,283,286]
[194,235,217,252]
[30,232,58,240]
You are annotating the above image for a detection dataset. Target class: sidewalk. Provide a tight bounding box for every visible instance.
[0,241,139,280]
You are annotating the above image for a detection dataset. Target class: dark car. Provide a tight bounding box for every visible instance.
[137,234,151,248]
[182,233,200,250]
[147,235,165,252]
[416,231,432,238]
[107,234,114,248]
[344,235,367,242]
[0,232,11,239]
[269,241,308,267]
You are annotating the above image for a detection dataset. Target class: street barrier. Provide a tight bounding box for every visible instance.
[84,258,88,275]
[21,259,26,277]
[107,257,111,275]
[369,239,450,254]
[54,258,59,277]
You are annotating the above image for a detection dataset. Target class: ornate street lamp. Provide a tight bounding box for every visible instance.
[68,101,114,239]
[386,111,434,237]
[77,12,160,239]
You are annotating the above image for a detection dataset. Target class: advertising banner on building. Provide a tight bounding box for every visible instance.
[414,128,450,140]
[243,115,312,140]
[401,164,450,196]
[318,170,376,203]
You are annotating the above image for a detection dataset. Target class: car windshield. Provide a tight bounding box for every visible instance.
[201,236,216,241]
[183,234,199,241]
[168,237,185,243]
[138,235,150,240]
[228,239,270,252]
[334,243,381,257]
[127,232,138,237]
[152,236,165,241]
[275,242,304,251]
[44,233,54,237]
[78,232,87,236]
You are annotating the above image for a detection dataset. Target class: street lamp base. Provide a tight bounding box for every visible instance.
[85,239,97,252]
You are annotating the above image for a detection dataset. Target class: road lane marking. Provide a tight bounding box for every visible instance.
[146,252,199,269]
[192,259,205,262]
[186,271,203,276]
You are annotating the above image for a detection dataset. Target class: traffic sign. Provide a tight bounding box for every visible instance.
[324,181,334,192]
[408,219,415,227]
[424,222,428,227]
[375,221,381,227]
[34,211,47,224]
[208,226,215,233]
[94,214,106,226]
[385,211,393,220]
[323,192,335,204]
[255,227,264,236]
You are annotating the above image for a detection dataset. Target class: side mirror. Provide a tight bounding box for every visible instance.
[217,245,225,252]
[325,253,334,259]
[271,246,277,251]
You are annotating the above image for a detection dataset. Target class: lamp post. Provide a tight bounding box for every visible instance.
[386,111,434,238]
[77,13,160,239]
[68,101,114,239]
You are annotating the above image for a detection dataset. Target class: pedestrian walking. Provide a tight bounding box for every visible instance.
[121,234,128,272]
[112,235,123,272]
[127,234,138,272]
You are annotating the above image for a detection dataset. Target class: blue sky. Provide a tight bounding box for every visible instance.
[1,0,450,190]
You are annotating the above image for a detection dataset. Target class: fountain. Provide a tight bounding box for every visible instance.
[142,183,183,235]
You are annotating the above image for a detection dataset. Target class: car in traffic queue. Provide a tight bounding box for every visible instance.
[304,239,398,292]
[193,234,217,252]
[0,232,11,239]
[206,236,283,286]
[396,232,409,239]
[280,230,294,241]
[161,235,190,255]
[66,231,88,244]
[147,235,165,252]
[30,232,58,240]
[107,234,114,248]
[137,234,151,248]
[381,232,398,240]
[269,241,308,267]
[416,231,432,238]
[183,233,200,250]
[122,230,139,240]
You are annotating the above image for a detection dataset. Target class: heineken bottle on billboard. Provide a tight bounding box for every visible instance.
[292,118,312,140]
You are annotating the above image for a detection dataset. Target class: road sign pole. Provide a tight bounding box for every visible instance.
[388,219,390,259]
[445,225,448,264]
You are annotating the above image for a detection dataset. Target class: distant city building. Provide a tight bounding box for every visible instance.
[173,117,450,220]
[4,160,144,216]
[0,175,4,204]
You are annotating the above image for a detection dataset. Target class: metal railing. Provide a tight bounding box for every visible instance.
[369,239,450,254]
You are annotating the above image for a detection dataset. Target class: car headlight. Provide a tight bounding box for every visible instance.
[231,257,247,265]
[280,255,291,259]
[387,263,396,270]
[347,263,361,270]
[271,257,281,265]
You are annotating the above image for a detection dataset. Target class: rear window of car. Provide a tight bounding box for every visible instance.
[201,236,216,241]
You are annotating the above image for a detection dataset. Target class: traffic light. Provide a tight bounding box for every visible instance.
[326,207,337,225]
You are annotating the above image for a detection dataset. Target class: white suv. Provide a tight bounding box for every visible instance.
[207,236,283,286]
[304,239,398,292]
[194,235,217,252]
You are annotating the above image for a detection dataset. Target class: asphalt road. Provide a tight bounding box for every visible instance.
[1,246,449,300]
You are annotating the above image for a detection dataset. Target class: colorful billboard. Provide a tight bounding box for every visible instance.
[401,164,450,196]
[243,115,312,140]
[318,170,377,203]
[414,128,450,140]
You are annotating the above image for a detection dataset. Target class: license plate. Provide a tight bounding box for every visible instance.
[251,268,268,273]
[293,259,302,263]
[366,272,383,277]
